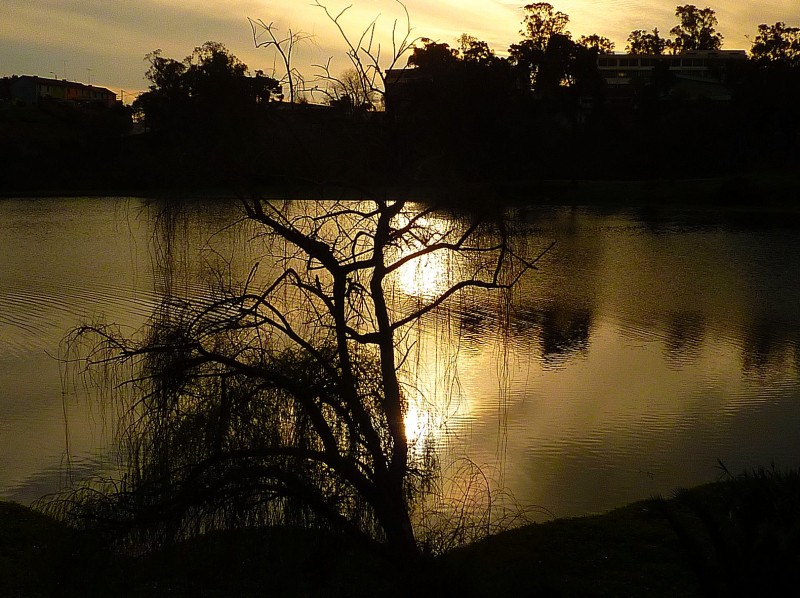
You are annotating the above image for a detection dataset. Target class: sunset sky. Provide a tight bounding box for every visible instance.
[3,1,799,99]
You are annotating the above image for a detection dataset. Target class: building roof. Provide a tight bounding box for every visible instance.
[11,74,115,95]
[1,75,117,105]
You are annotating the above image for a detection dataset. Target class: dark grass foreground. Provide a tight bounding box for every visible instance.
[3,467,799,597]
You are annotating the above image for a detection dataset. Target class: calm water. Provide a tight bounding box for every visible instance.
[1,197,799,522]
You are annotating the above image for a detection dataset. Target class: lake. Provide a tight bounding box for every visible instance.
[1,196,799,523]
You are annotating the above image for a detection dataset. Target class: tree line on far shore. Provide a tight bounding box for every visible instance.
[2,3,799,193]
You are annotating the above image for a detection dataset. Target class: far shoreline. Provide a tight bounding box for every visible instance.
[2,168,799,211]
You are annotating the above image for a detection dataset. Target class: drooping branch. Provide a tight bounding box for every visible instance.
[59,197,545,564]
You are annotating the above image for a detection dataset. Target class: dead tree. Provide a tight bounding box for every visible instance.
[248,18,312,104]
[310,0,419,108]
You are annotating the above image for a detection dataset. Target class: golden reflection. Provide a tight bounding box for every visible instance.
[397,250,451,298]
[401,324,471,461]
[392,214,455,299]
[404,384,453,453]
[404,396,432,447]
[390,209,479,458]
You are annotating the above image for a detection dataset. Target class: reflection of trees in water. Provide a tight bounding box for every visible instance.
[740,320,800,379]
[513,305,593,366]
[457,304,503,347]
[649,311,800,377]
[455,301,593,367]
[456,292,799,379]
[795,339,800,377]
[145,197,249,300]
[662,310,706,369]
[538,307,592,365]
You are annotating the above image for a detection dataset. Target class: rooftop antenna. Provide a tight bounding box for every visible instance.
[86,68,92,84]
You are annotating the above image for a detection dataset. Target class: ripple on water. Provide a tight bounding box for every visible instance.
[0,279,161,358]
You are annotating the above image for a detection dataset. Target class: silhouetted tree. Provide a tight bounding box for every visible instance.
[131,51,188,131]
[318,68,380,115]
[397,36,515,181]
[577,34,615,55]
[750,22,800,67]
[536,33,579,93]
[58,199,539,564]
[669,4,723,53]
[135,42,280,133]
[512,33,608,100]
[508,4,610,100]
[408,38,459,69]
[509,3,571,92]
[519,2,570,52]
[626,28,668,55]
[248,19,312,104]
[132,42,281,184]
[736,21,800,168]
[311,0,418,110]
[457,34,498,66]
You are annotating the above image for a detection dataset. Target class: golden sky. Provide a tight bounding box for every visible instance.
[3,1,799,97]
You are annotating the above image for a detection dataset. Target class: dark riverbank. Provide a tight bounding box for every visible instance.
[4,469,798,596]
[0,496,695,597]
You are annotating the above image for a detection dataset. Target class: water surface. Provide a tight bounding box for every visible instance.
[1,198,798,520]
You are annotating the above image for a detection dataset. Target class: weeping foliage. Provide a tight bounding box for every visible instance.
[48,198,542,558]
[52,301,418,551]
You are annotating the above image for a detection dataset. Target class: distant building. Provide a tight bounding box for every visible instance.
[383,67,429,113]
[384,68,427,93]
[0,75,118,107]
[598,50,748,102]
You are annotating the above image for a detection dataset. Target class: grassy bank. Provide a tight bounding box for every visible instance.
[1,497,693,597]
[4,468,799,597]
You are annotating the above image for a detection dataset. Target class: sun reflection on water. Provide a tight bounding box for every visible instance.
[404,396,434,448]
[392,214,457,300]
[401,327,474,463]
[397,249,452,299]
[394,214,466,457]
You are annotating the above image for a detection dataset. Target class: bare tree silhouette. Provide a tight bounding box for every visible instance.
[54,199,547,563]
[248,18,313,104]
